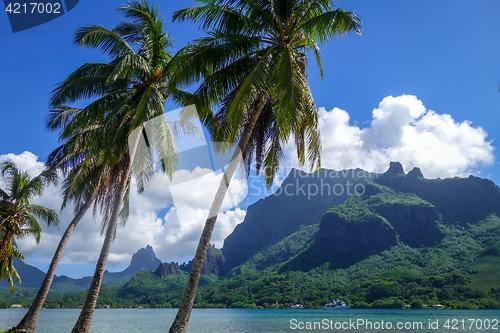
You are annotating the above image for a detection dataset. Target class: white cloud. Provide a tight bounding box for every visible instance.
[284,95,494,178]
[0,151,45,176]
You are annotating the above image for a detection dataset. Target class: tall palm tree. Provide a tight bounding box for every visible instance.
[168,1,361,332]
[46,2,193,332]
[14,113,132,333]
[0,159,59,291]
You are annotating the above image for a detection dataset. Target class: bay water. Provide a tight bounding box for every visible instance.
[2,309,500,332]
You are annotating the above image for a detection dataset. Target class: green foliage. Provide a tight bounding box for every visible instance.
[6,213,497,309]
[411,299,424,309]
[469,256,500,291]
[231,224,319,275]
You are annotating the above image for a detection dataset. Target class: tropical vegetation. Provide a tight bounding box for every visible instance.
[5,1,500,333]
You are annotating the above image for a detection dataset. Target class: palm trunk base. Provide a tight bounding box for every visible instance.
[15,305,40,333]
[15,314,34,333]
[4,327,26,333]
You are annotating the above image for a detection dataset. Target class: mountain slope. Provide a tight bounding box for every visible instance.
[227,162,500,275]
[281,183,442,271]
[101,244,161,285]
[222,167,376,272]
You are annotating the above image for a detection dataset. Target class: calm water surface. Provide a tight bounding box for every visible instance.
[2,309,500,332]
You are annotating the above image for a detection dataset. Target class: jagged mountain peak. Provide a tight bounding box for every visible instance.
[124,245,161,275]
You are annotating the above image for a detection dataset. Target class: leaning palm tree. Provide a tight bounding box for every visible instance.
[168,1,361,331]
[0,159,59,291]
[46,2,194,332]
[14,115,133,333]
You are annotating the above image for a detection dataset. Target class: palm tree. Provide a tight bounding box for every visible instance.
[14,113,132,333]
[0,159,59,291]
[168,1,361,332]
[45,2,194,332]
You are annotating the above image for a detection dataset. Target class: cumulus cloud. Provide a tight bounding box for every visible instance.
[284,95,494,178]
[0,151,45,176]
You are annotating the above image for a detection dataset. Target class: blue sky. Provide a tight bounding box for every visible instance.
[1,0,500,278]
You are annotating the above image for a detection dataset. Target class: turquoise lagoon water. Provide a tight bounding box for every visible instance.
[2,309,500,332]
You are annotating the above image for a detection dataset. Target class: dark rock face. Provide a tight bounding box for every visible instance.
[155,262,180,277]
[317,212,399,261]
[374,203,440,247]
[180,246,226,276]
[222,167,376,273]
[386,162,405,175]
[407,167,424,178]
[281,180,443,272]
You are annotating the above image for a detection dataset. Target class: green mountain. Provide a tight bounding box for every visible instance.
[5,162,500,310]
[281,183,443,271]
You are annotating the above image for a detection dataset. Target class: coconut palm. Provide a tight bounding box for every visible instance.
[45,2,194,332]
[0,159,59,291]
[168,1,361,331]
[14,113,133,333]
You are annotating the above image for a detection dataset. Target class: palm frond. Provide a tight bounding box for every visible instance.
[74,25,135,58]
[173,4,271,37]
[26,205,59,227]
[298,8,362,44]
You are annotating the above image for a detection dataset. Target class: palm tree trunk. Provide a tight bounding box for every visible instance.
[70,157,132,333]
[15,195,95,333]
[169,101,266,333]
[71,130,141,333]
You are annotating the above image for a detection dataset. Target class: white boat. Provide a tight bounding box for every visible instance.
[324,299,350,310]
